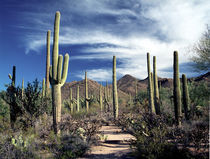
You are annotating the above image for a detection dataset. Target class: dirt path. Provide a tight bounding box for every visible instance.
[79,124,135,159]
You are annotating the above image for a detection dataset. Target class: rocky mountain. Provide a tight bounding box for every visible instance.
[61,72,210,101]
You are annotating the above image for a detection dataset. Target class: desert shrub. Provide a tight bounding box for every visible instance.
[188,81,209,107]
[0,132,38,159]
[117,110,209,159]
[1,79,51,130]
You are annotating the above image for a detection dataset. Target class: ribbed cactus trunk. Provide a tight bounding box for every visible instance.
[8,66,16,128]
[182,74,190,120]
[42,78,46,97]
[112,56,119,119]
[21,78,24,98]
[153,56,160,115]
[49,12,69,134]
[99,85,103,112]
[85,71,89,111]
[147,53,155,114]
[77,85,80,112]
[106,81,110,112]
[173,51,182,126]
[46,30,51,96]
[70,88,73,113]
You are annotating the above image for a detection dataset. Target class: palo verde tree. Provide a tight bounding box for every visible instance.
[191,25,210,71]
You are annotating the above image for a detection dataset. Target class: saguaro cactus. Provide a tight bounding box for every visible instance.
[8,66,16,128]
[42,78,46,98]
[69,88,74,113]
[21,78,24,98]
[153,56,160,114]
[182,74,190,120]
[112,56,119,119]
[85,71,90,111]
[99,85,103,111]
[46,30,51,96]
[49,11,70,134]
[173,51,182,126]
[147,53,155,114]
[8,66,16,87]
[77,85,80,112]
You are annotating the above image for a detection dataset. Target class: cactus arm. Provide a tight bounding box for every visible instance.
[49,65,52,83]
[46,30,51,92]
[57,55,63,84]
[61,54,69,85]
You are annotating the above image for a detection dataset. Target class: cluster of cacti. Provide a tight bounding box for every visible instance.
[112,56,119,119]
[103,81,111,112]
[173,51,182,126]
[153,56,160,115]
[49,11,70,134]
[147,53,155,114]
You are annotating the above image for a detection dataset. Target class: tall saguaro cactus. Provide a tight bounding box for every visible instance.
[8,66,16,128]
[69,88,74,113]
[182,74,190,120]
[173,51,182,126]
[77,85,80,112]
[46,30,51,96]
[99,85,103,111]
[49,11,70,134]
[85,71,89,111]
[147,53,155,114]
[153,56,160,114]
[112,56,119,119]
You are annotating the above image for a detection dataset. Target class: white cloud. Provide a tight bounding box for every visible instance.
[75,69,112,81]
[24,0,210,80]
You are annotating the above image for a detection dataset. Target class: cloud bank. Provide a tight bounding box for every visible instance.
[21,0,210,81]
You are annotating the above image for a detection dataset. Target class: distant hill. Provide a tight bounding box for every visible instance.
[61,72,210,100]
[61,79,129,101]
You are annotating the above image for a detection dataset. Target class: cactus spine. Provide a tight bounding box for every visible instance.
[46,30,51,96]
[147,53,155,114]
[85,71,89,111]
[42,78,46,97]
[77,85,80,112]
[49,11,70,134]
[173,51,182,126]
[182,74,190,120]
[112,56,119,119]
[153,56,160,115]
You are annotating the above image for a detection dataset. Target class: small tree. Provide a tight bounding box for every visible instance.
[191,25,210,71]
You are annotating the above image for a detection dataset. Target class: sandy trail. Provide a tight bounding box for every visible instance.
[79,124,135,159]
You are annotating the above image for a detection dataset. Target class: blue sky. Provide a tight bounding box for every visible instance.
[0,0,209,90]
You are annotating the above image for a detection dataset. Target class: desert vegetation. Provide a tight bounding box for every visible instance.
[0,11,209,159]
